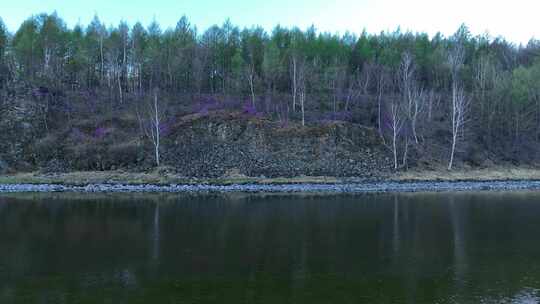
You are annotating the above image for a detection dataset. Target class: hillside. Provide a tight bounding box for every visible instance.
[0,97,392,178]
[1,14,540,179]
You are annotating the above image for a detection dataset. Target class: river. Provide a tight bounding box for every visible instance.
[0,192,539,303]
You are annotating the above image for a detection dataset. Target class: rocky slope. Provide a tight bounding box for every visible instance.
[0,101,393,178]
[163,112,392,178]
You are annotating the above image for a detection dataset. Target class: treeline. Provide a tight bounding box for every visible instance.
[0,13,540,170]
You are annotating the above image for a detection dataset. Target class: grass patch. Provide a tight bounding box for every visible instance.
[396,167,540,182]
[0,172,342,186]
[2,167,540,186]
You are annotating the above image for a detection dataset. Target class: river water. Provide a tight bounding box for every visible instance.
[0,192,539,303]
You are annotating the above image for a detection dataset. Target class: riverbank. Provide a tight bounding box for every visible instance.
[0,171,344,186]
[2,167,540,185]
[397,167,540,182]
[1,168,540,193]
[2,180,540,193]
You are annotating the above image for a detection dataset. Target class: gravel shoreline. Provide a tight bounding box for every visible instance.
[2,180,540,193]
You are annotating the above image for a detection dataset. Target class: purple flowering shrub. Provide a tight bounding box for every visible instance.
[242,101,264,118]
[93,126,110,140]
[159,120,174,137]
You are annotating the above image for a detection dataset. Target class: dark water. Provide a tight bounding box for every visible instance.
[1,192,540,304]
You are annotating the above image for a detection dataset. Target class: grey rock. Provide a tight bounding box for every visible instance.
[3,180,540,194]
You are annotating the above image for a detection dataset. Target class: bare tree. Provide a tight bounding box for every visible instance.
[344,69,361,112]
[388,96,405,170]
[399,53,413,168]
[447,44,468,170]
[411,86,425,144]
[396,52,426,168]
[291,54,298,112]
[427,89,438,122]
[98,23,106,84]
[247,63,256,108]
[375,65,389,139]
[298,61,307,126]
[360,62,373,95]
[330,64,347,116]
[150,92,162,166]
[137,90,163,167]
[399,52,425,144]
[448,88,469,170]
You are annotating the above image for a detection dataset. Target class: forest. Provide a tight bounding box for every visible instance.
[0,13,540,173]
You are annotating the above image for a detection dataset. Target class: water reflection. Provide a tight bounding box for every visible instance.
[0,192,539,303]
[151,203,160,264]
[393,194,401,258]
[449,195,468,290]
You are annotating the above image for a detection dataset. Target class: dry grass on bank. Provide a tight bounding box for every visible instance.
[1,167,540,186]
[395,167,540,182]
[0,171,340,186]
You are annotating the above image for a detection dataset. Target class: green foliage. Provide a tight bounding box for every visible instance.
[4,12,537,99]
[0,17,7,62]
[0,17,8,88]
[263,41,281,84]
[12,17,39,77]
[2,12,540,168]
[512,61,540,106]
[349,30,375,72]
[240,26,266,76]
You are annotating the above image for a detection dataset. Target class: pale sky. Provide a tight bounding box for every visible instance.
[0,0,538,44]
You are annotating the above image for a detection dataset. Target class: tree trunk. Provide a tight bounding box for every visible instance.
[100,36,104,83]
[449,87,457,170]
[448,133,457,170]
[393,124,398,170]
[154,92,160,167]
[249,69,256,108]
[401,137,409,169]
[292,57,297,111]
[300,90,305,126]
[118,68,123,104]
